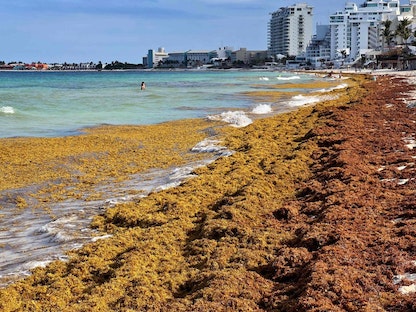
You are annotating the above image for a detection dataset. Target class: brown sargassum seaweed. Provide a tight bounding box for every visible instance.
[1,74,416,311]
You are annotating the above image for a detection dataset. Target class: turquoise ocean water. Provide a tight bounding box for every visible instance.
[0,70,329,138]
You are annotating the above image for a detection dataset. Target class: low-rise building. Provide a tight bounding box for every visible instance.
[146,47,169,68]
[185,50,216,67]
[231,48,268,65]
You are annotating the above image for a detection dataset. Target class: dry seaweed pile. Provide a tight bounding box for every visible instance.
[1,75,415,311]
[265,74,416,312]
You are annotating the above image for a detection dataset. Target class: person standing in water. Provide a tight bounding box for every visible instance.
[140,81,146,90]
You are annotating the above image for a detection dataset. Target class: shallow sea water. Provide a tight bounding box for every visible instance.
[0,70,321,138]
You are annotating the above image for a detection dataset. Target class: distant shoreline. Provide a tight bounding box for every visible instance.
[0,67,287,73]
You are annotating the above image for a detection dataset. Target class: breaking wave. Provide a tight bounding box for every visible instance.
[317,83,349,93]
[288,95,321,107]
[207,111,252,127]
[191,138,232,156]
[1,106,15,114]
[277,76,301,80]
[252,104,272,114]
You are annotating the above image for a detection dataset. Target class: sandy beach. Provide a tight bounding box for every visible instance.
[1,72,416,311]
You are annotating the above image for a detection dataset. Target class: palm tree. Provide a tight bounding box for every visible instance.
[381,19,394,51]
[395,18,413,70]
[395,18,412,47]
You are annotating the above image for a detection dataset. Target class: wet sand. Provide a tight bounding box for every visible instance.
[1,74,416,311]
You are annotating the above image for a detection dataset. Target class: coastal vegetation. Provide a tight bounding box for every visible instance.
[0,61,144,71]
[103,61,144,70]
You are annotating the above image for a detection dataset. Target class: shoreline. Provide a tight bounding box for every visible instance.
[0,118,228,287]
[0,119,224,192]
[1,72,416,310]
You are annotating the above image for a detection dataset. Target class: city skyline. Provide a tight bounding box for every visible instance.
[1,0,347,64]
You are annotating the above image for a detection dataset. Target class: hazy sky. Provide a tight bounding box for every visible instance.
[0,0,348,64]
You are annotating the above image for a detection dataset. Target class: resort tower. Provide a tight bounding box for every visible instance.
[329,0,416,62]
[268,3,314,59]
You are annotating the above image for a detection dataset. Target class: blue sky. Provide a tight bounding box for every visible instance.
[0,0,347,64]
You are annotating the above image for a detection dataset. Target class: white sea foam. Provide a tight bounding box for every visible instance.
[37,216,85,243]
[21,260,52,271]
[154,166,198,192]
[91,234,113,242]
[252,104,272,114]
[277,76,301,80]
[208,111,252,127]
[288,94,321,107]
[332,83,348,90]
[104,195,138,206]
[191,139,232,156]
[0,261,53,284]
[317,83,348,93]
[0,106,15,114]
[170,166,198,180]
[259,77,269,81]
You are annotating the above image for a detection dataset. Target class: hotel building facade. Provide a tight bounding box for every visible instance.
[268,3,314,59]
[329,0,416,61]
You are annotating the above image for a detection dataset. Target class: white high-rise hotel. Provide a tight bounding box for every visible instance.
[268,3,314,58]
[330,0,416,61]
[269,1,416,63]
